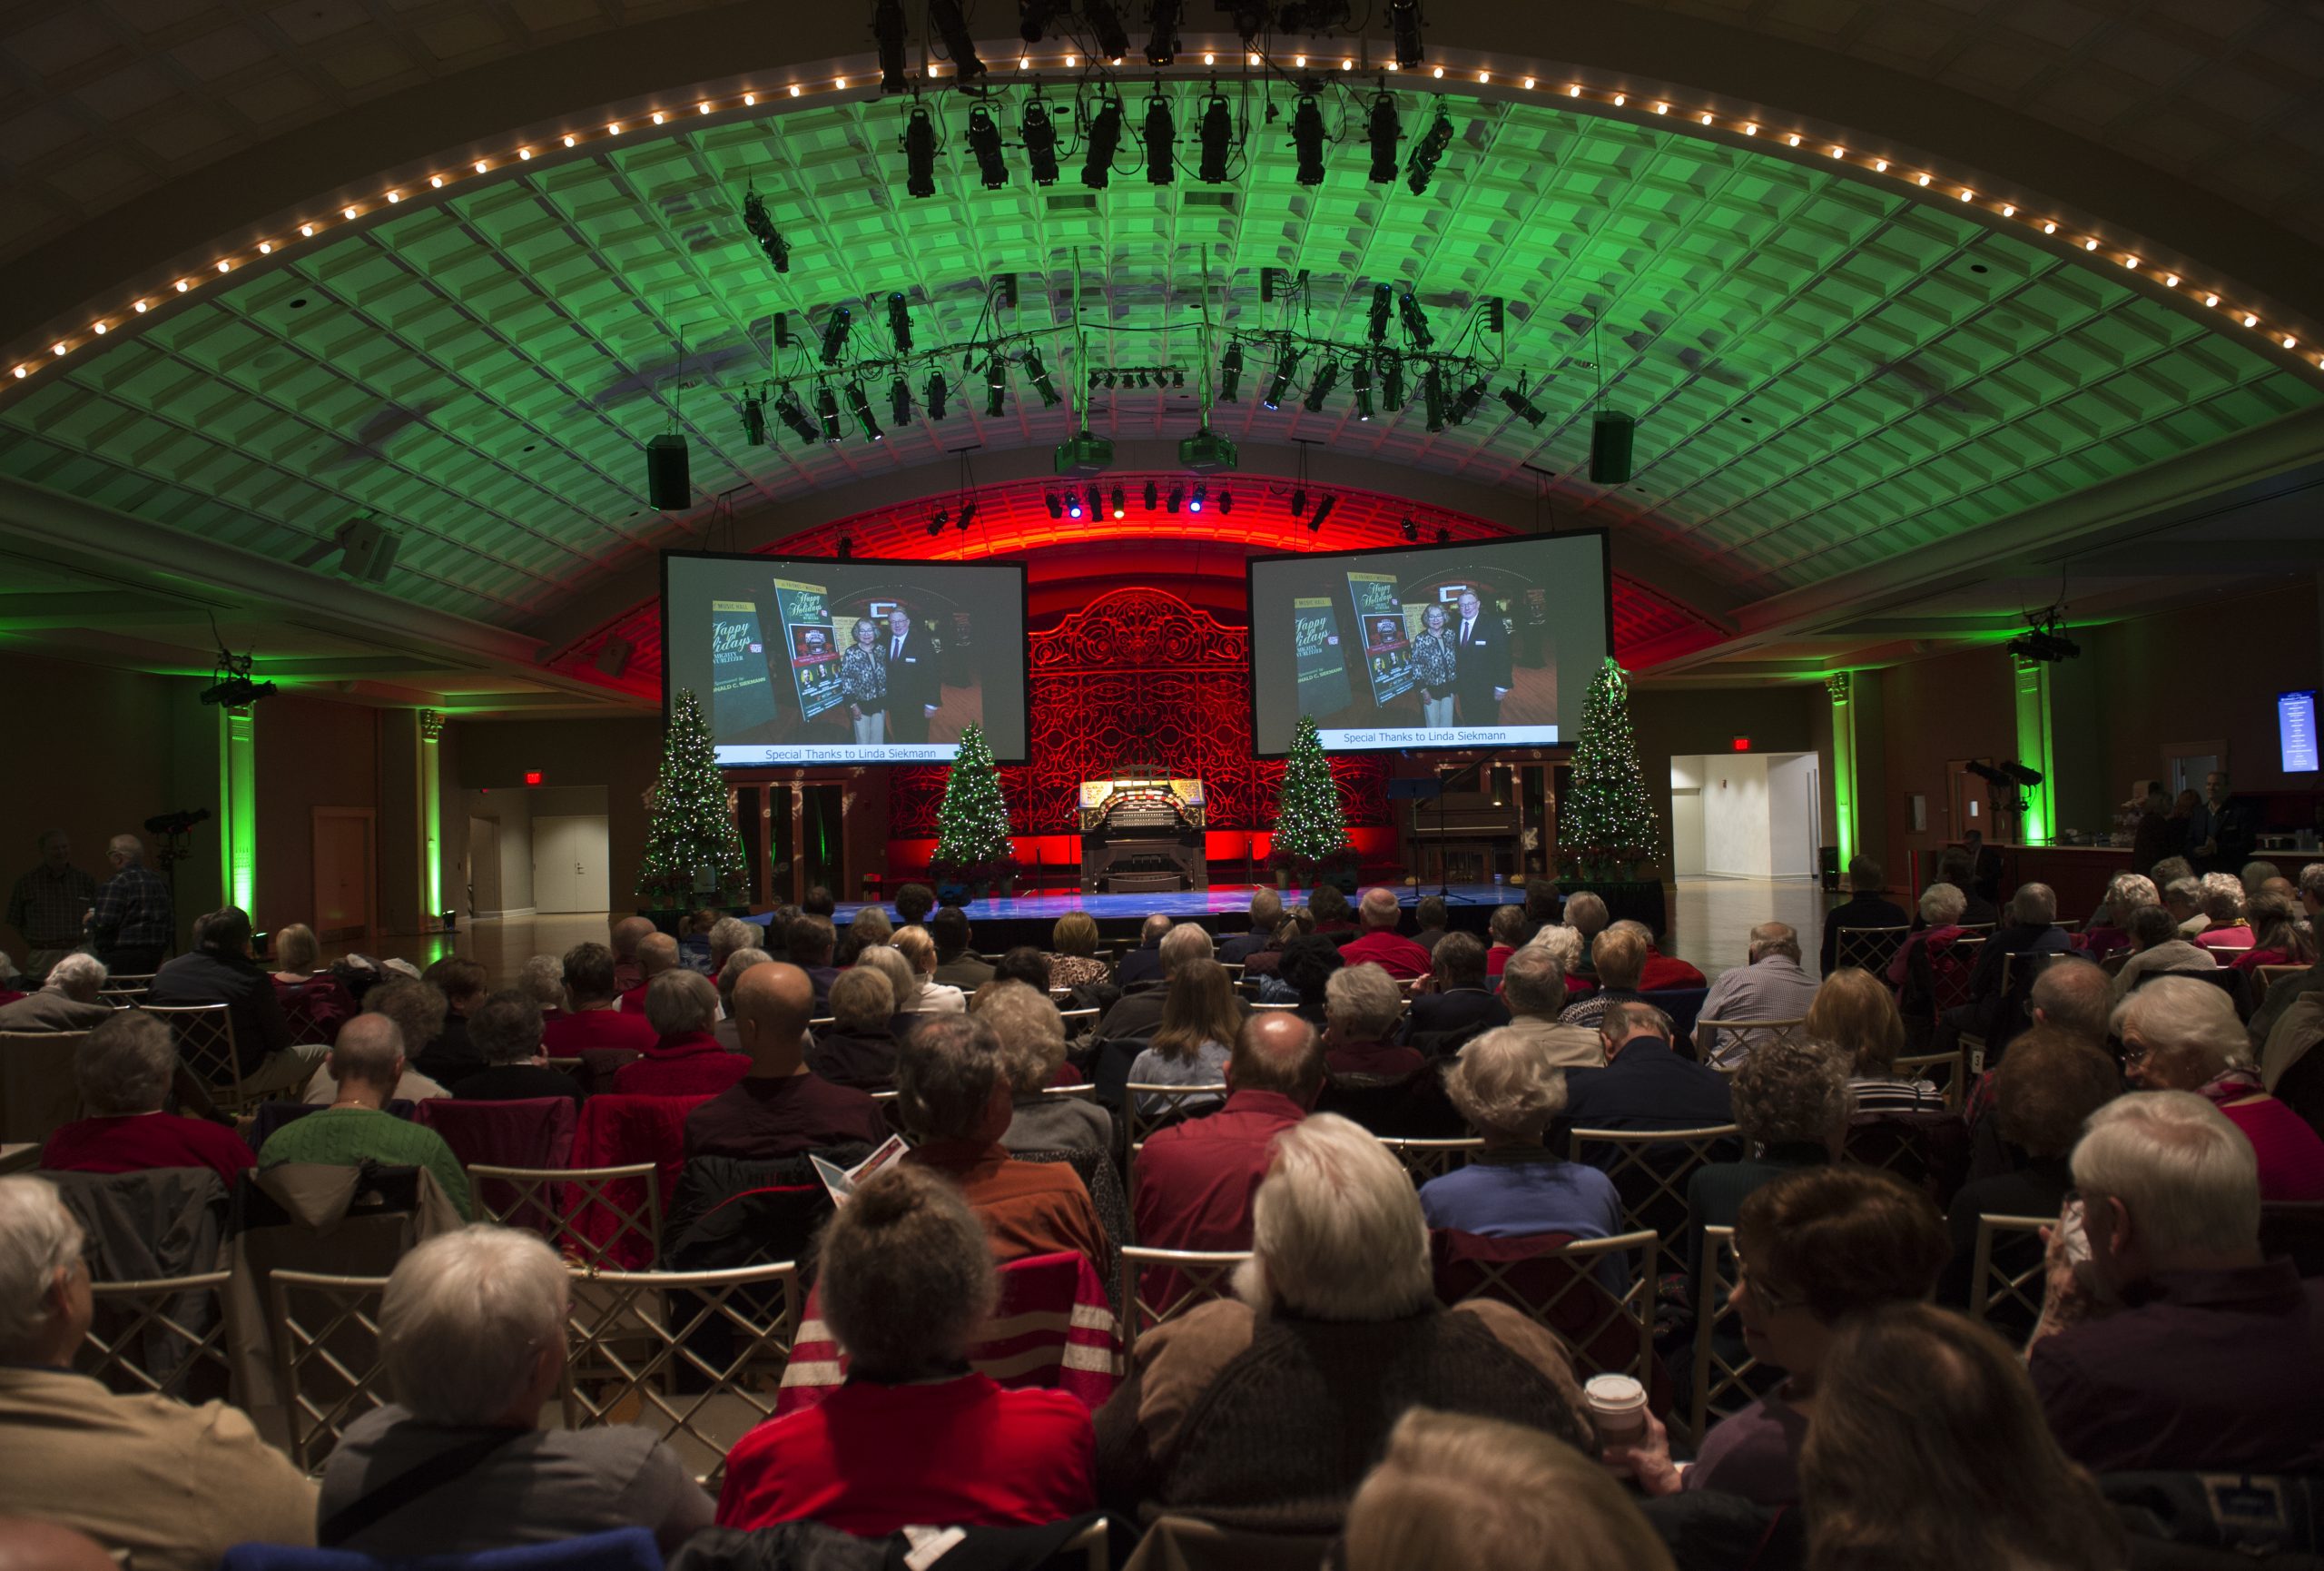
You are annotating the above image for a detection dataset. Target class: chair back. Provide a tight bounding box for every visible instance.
[84,1270,233,1403]
[1315,1067,1429,1136]
[1567,1124,1741,1256]
[1842,1111,1971,1210]
[267,1268,392,1474]
[1123,1083,1229,1199]
[568,1093,713,1266]
[1927,935,1984,1013]
[1639,987,1709,1054]
[1697,1016,1803,1070]
[1689,1225,1764,1439]
[0,1029,85,1141]
[470,1161,662,1270]
[1375,1134,1486,1184]
[1429,1227,1660,1390]
[416,1097,578,1212]
[1118,1246,1250,1356]
[223,1531,665,1571]
[1968,1212,2054,1348]
[98,974,155,1007]
[2260,1200,2324,1279]
[1890,1042,1970,1110]
[50,1165,231,1397]
[2253,964,2309,1000]
[142,1003,246,1111]
[1834,925,1910,974]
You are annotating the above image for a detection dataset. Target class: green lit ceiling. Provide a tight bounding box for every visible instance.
[2,83,2316,631]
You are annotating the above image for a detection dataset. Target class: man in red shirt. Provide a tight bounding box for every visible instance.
[542,943,657,1055]
[1620,919,1706,992]
[40,1012,253,1188]
[1336,888,1433,981]
[613,970,748,1097]
[618,933,682,1015]
[684,963,888,1161]
[1132,1011,1325,1302]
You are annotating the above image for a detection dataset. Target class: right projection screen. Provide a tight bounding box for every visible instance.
[1246,530,1612,756]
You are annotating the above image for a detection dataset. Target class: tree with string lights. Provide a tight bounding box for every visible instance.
[637,688,747,905]
[930,724,1017,888]
[1267,715,1354,881]
[1563,657,1659,875]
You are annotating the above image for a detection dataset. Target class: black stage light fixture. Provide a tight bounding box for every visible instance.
[1290,488,1307,518]
[1217,488,1234,514]
[1229,2,1268,44]
[1144,94,1176,183]
[1218,341,1245,400]
[1351,356,1374,420]
[1381,351,1405,410]
[837,533,853,559]
[1388,0,1423,69]
[1065,489,1084,519]
[742,391,767,445]
[874,0,908,92]
[1406,104,1453,194]
[1310,494,1337,530]
[1189,483,1206,512]
[1144,480,1159,510]
[1263,345,1300,410]
[967,104,1009,188]
[1045,491,1063,519]
[1086,483,1105,519]
[1173,367,1185,388]
[1083,95,1124,188]
[1084,0,1131,59]
[1110,485,1127,519]
[1023,97,1060,184]
[886,291,913,353]
[904,104,939,198]
[998,272,1019,309]
[1498,385,1545,426]
[1146,0,1182,64]
[773,386,819,443]
[1303,356,1339,412]
[820,304,852,365]
[1367,282,1393,344]
[742,189,790,272]
[1401,517,1418,540]
[1019,0,1061,42]
[816,383,842,441]
[1198,94,1234,182]
[1367,93,1400,183]
[1292,94,1325,186]
[1451,376,1487,424]
[1422,363,1446,430]
[925,371,950,419]
[1485,296,1505,333]
[1435,526,1449,543]
[889,375,912,426]
[927,511,946,538]
[927,0,986,80]
[1166,485,1184,513]
[1398,289,1433,349]
[202,671,278,706]
[1023,348,1062,406]
[983,356,1008,417]
[957,499,977,530]
[847,381,883,441]
[1261,266,1283,302]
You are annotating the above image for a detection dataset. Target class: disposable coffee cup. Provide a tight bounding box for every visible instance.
[1585,1373,1648,1444]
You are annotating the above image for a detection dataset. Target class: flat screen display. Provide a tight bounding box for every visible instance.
[1246,531,1613,756]
[2280,689,2319,774]
[662,550,1029,766]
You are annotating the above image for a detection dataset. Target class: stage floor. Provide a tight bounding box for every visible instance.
[752,882,1526,927]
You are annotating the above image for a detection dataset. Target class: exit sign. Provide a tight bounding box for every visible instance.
[524,771,543,786]
[1730,736,1752,752]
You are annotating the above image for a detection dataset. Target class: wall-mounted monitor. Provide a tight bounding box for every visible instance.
[662,550,1029,766]
[2280,689,2319,774]
[1245,531,1613,756]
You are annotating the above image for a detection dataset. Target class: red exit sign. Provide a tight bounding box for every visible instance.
[1730,736,1752,752]
[524,771,543,786]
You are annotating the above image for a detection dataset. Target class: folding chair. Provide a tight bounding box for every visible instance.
[1430,1228,1660,1388]
[1118,1246,1250,1357]
[2250,963,2309,999]
[0,1028,86,1141]
[1833,924,1910,974]
[1690,1225,1762,1438]
[807,1017,836,1031]
[1696,1016,1803,1070]
[1044,1082,1100,1101]
[267,1268,391,1475]
[1374,1135,1486,1184]
[142,1003,248,1112]
[1567,1124,1740,1258]
[469,1161,662,1270]
[1968,1213,2054,1349]
[1843,1112,1971,1210]
[562,1261,801,1488]
[1891,1042,1970,1111]
[1122,1082,1229,1199]
[1059,1007,1101,1041]
[98,974,155,1007]
[84,1271,234,1402]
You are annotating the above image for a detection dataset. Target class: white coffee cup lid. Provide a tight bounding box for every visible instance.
[1584,1373,1647,1410]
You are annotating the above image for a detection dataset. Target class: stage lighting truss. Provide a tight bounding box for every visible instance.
[1224,281,1530,432]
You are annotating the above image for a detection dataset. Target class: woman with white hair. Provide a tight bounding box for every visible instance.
[1420,1027,1620,1244]
[40,1011,255,1186]
[516,953,568,1020]
[890,925,966,1013]
[611,969,747,1096]
[1887,883,1969,1023]
[2191,872,2254,951]
[717,1165,1095,1534]
[977,980,1111,1153]
[2116,974,2324,1200]
[1323,963,1424,1079]
[2077,873,2157,958]
[267,922,358,1047]
[319,1224,711,1553]
[1093,1113,1590,1529]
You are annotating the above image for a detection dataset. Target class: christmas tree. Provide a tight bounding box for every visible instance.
[637,688,746,904]
[1268,715,1350,868]
[930,723,1015,877]
[1564,657,1659,870]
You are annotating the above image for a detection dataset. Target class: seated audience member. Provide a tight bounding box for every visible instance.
[717,1166,1095,1534]
[676,909,718,973]
[1323,963,1425,1079]
[1947,883,2070,1050]
[890,925,966,1013]
[449,992,584,1106]
[1096,1115,1591,1527]
[1307,881,1356,935]
[2028,1091,2324,1474]
[804,968,901,1091]
[684,964,885,1161]
[321,1225,711,1553]
[1696,922,1821,1067]
[541,943,657,1054]
[893,882,937,928]
[895,1013,1107,1271]
[1621,920,1706,992]
[269,924,357,1045]
[1218,889,1283,966]
[848,906,894,948]
[980,982,1110,1152]
[1483,903,1528,979]
[413,956,489,1084]
[617,933,682,1013]
[1411,894,1452,957]
[1887,882,1969,1014]
[1938,1028,2121,1305]
[259,1016,471,1217]
[1800,1304,2123,1571]
[1117,914,1174,988]
[1563,1001,1735,1131]
[1420,1027,1620,1241]
[2234,888,2315,972]
[930,907,996,991]
[2027,958,2114,1050]
[1402,932,1509,1049]
[1240,908,1315,983]
[613,970,748,1098]
[608,915,655,993]
[2247,862,2324,1045]
[1929,847,2002,927]
[2241,859,2282,898]
[516,953,566,1021]
[1266,931,1344,1024]
[993,946,1051,993]
[2109,903,2220,1004]
[853,944,923,1038]
[1611,1167,1948,1507]
[144,904,291,1073]
[1133,1012,1324,1263]
[1101,924,1226,1043]
[2162,874,2210,938]
[1818,857,1911,975]
[1524,921,1589,993]
[1499,947,1601,1068]
[785,915,840,1010]
[1339,888,1432,980]
[1558,926,1647,1032]
[1808,966,1940,1114]
[803,885,836,918]
[39,1012,254,1186]
[302,979,452,1104]
[712,947,770,1050]
[706,916,756,983]
[2152,853,2197,893]
[1562,892,1610,976]
[1685,1036,1849,1280]
[1046,912,1112,992]
[1345,1408,1674,1571]
[2191,872,2254,950]
[2116,975,2324,1200]
[0,1177,313,1567]
[1128,956,1239,1115]
[0,953,112,1033]
[2077,873,2157,957]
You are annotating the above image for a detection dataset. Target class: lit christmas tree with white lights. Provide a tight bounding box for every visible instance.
[637,688,746,904]
[1268,715,1350,870]
[931,724,1015,878]
[1564,657,1659,870]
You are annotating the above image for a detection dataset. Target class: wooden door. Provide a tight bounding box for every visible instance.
[310,808,375,942]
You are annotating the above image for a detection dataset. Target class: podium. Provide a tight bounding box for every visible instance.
[1079,766,1207,894]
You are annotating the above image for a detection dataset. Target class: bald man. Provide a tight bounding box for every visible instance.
[683,962,889,1162]
[2030,958,2112,1049]
[618,932,682,1015]
[256,1016,471,1218]
[1338,887,1432,980]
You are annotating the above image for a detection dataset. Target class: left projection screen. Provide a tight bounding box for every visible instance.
[662,550,1030,766]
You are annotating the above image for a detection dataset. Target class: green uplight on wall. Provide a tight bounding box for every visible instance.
[220,706,256,913]
[2012,657,2057,846]
[420,710,444,920]
[1825,673,1856,870]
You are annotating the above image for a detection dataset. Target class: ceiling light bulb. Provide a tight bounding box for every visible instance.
[2204,293,2220,306]
[2244,312,2259,327]
[389,190,403,202]
[1524,77,1537,89]
[1477,71,1489,83]
[2084,237,2097,250]
[344,206,358,219]
[1653,102,1667,114]
[1958,188,1973,200]
[1202,52,1212,64]
[92,321,105,333]
[133,300,147,312]
[835,78,848,89]
[2043,221,2056,234]
[53,343,65,355]
[1829,145,1845,157]
[2002,203,2014,216]
[300,223,313,235]
[1611,93,1625,105]
[564,134,576,146]
[2164,274,2179,287]
[1294,54,1305,66]
[1787,133,1800,145]
[651,112,664,124]
[1743,122,1757,134]
[11,367,23,378]
[1699,112,1711,124]
[475,160,487,172]
[697,102,710,114]
[1433,65,1443,78]
[610,121,623,133]
[787,85,799,96]
[258,241,271,252]
[1344,58,1354,69]
[1874,159,1887,171]
[2285,335,2299,349]
[743,94,755,104]
[1568,84,1581,96]
[2124,256,2139,269]
[518,147,531,159]
[175,280,188,291]
[216,260,230,272]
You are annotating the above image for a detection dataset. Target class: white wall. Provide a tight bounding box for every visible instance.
[464,789,535,917]
[1767,753,1819,878]
[1669,756,1707,876]
[1704,756,1772,877]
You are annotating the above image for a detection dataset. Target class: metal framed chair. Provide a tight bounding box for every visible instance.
[1123,1083,1229,1203]
[1432,1229,1659,1387]
[1834,924,1910,974]
[1696,1016,1803,1070]
[1690,1225,1761,1438]
[469,1161,661,1270]
[546,1055,585,1074]
[98,974,156,1007]
[1968,1213,2054,1348]
[267,1268,391,1475]
[0,1028,87,1141]
[1044,1082,1099,1102]
[1117,1247,1250,1356]
[84,1270,233,1401]
[1567,1125,1740,1257]
[562,1261,802,1488]
[2252,963,2308,999]
[1891,1043,1970,1110]
[141,1003,246,1112]
[1375,1135,1486,1184]
[807,1017,836,1031]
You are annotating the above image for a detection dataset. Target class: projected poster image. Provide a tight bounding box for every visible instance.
[1247,532,1611,755]
[665,551,1029,766]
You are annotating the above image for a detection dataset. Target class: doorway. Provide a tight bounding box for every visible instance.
[310,808,375,943]
[468,816,501,917]
[533,815,611,914]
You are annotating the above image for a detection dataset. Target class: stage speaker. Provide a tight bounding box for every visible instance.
[646,434,691,509]
[595,637,634,679]
[335,517,400,583]
[1590,412,1635,485]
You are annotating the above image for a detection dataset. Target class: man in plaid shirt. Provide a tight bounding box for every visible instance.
[85,834,173,977]
[5,831,95,978]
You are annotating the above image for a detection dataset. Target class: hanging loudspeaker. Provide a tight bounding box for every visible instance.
[646,434,691,509]
[336,518,399,583]
[1590,413,1635,485]
[596,637,634,679]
